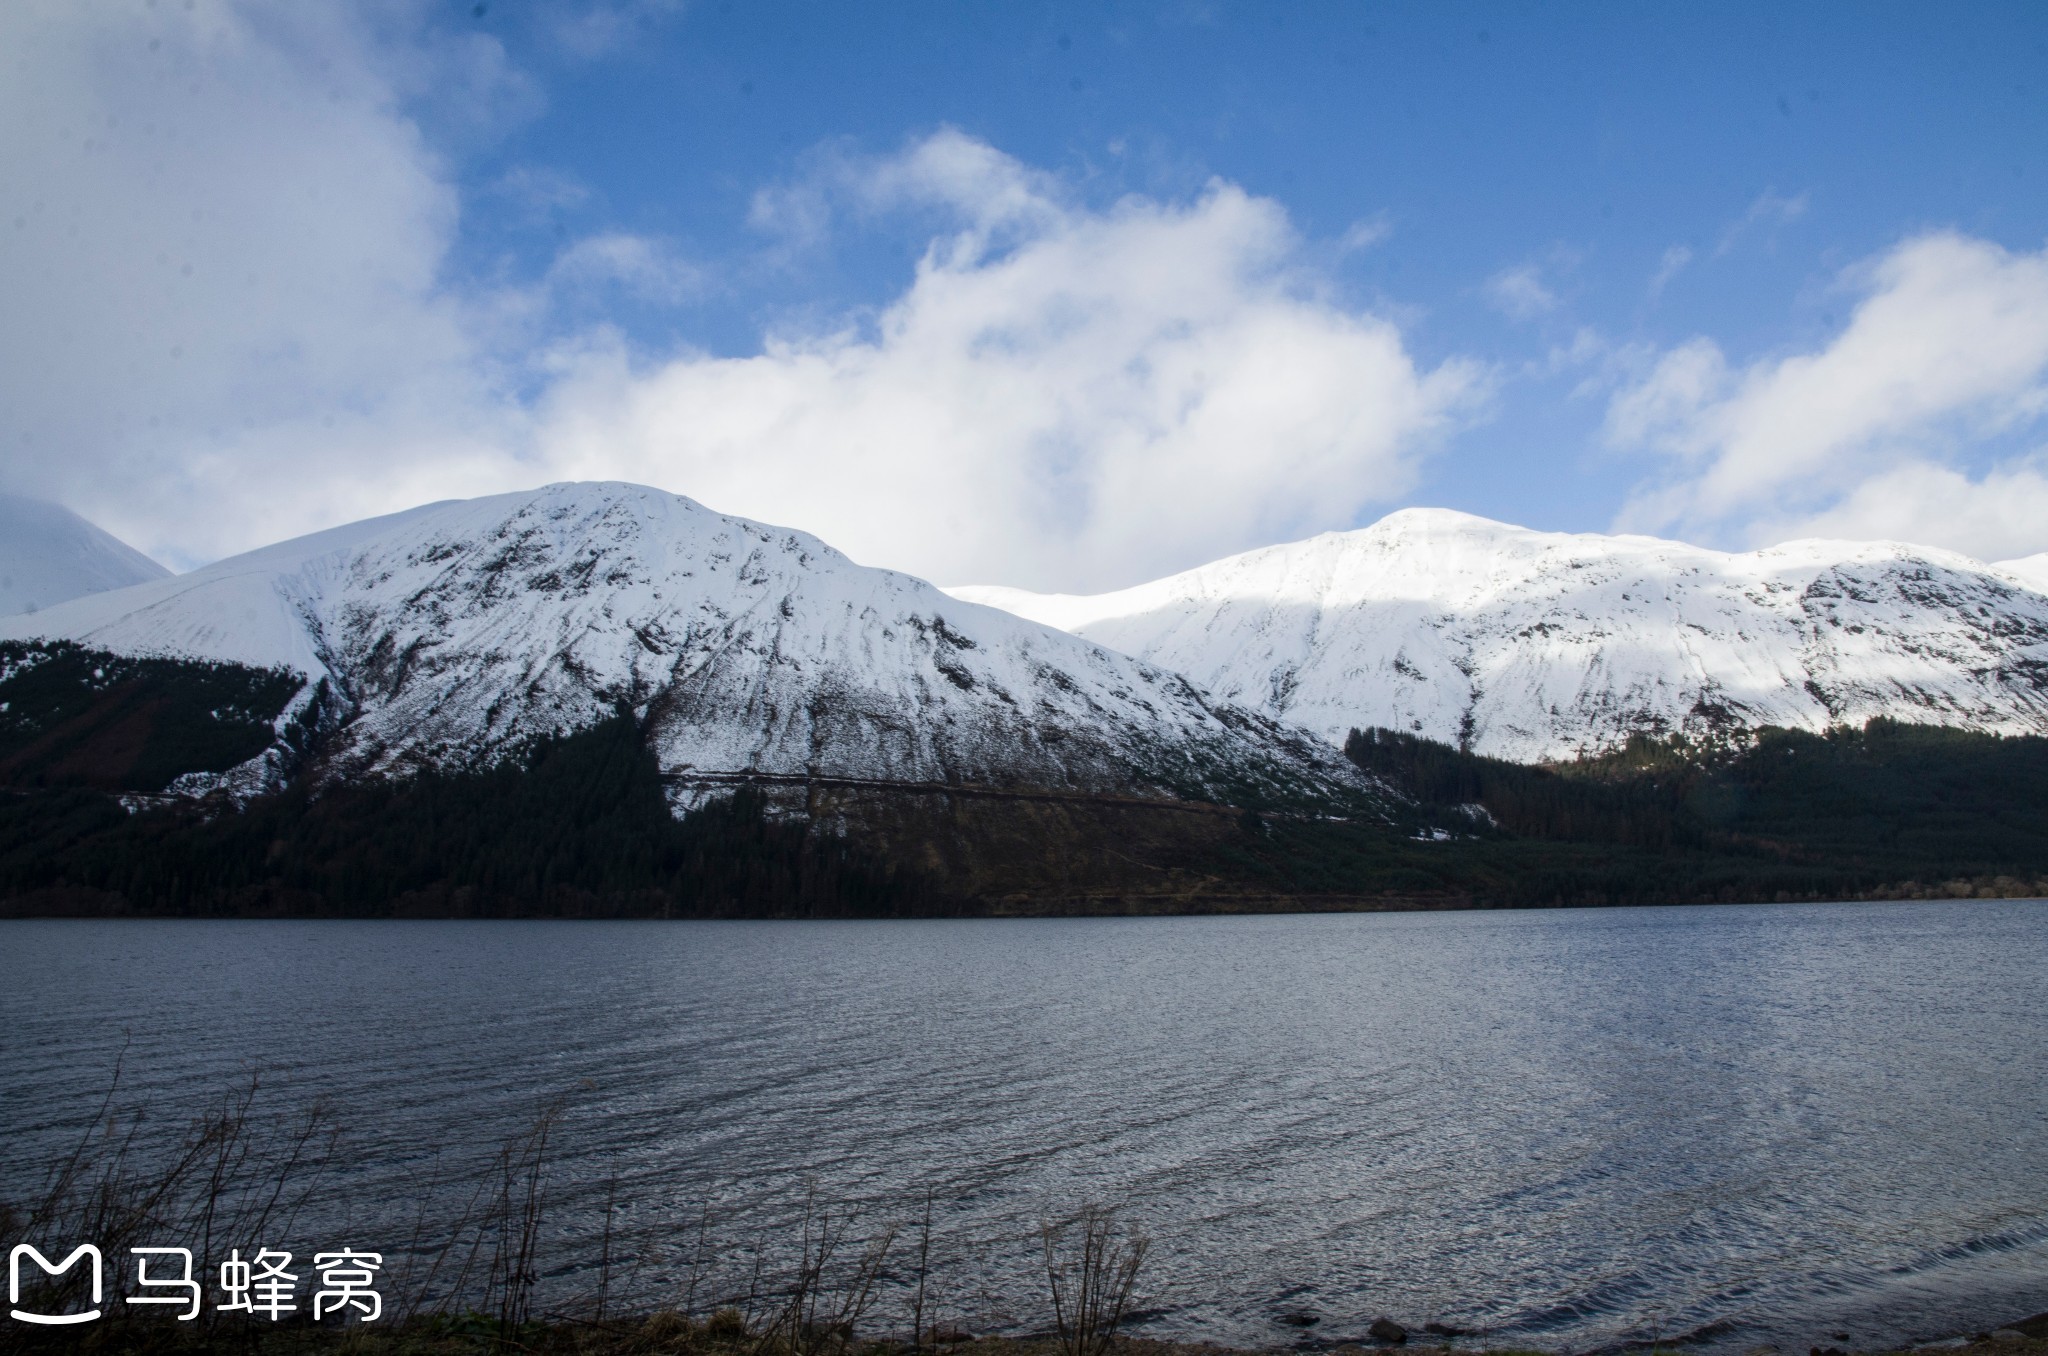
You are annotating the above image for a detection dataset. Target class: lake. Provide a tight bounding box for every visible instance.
[3,902,2046,1351]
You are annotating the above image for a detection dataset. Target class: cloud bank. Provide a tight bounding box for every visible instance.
[538,132,1481,589]
[1609,231,2048,560]
[16,3,2041,586]
[0,5,1476,591]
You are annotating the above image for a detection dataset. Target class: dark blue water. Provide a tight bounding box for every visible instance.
[4,902,2046,1350]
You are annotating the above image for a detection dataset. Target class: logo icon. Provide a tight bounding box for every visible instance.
[9,1244,103,1325]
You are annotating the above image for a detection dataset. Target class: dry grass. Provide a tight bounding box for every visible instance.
[0,1073,1130,1356]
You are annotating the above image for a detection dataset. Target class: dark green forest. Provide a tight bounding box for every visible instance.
[0,640,304,791]
[0,642,919,918]
[0,717,923,918]
[1300,721,2048,905]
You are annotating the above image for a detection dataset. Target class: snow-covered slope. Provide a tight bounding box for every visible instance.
[949,508,2048,764]
[0,494,169,617]
[0,483,1366,805]
[1996,552,2048,596]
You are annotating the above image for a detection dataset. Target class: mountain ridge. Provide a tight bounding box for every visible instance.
[948,507,2048,763]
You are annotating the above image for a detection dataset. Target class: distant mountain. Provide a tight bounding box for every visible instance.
[0,494,168,617]
[1996,552,2048,595]
[0,482,1368,809]
[949,508,2048,764]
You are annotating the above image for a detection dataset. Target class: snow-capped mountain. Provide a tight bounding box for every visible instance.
[0,494,169,617]
[948,508,2048,764]
[0,483,1366,805]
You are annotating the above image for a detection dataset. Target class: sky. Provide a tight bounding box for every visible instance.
[3,0,2047,591]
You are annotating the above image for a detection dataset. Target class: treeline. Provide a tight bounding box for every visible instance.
[0,716,929,919]
[1345,726,1703,849]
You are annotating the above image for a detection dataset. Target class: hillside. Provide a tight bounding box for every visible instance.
[950,508,2048,763]
[1335,720,2048,904]
[0,485,1402,916]
[6,637,2047,917]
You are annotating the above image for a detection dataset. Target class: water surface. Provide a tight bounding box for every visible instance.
[3,902,2045,1350]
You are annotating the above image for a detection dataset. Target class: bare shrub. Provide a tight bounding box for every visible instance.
[1039,1204,1149,1356]
[412,1092,565,1336]
[747,1188,898,1356]
[6,1068,1162,1354]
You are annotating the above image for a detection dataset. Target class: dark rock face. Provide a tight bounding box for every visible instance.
[1369,1317,1408,1344]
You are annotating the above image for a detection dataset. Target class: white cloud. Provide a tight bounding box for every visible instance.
[856,130,1067,237]
[746,176,833,253]
[1485,263,1557,321]
[1539,327,1609,381]
[1714,189,1808,257]
[748,130,1066,256]
[550,0,690,61]
[0,10,1475,592]
[0,0,535,567]
[1605,337,1730,454]
[548,232,701,304]
[1337,214,1393,255]
[533,131,1482,590]
[1756,457,2048,562]
[1649,244,1692,297]
[1610,231,2048,557]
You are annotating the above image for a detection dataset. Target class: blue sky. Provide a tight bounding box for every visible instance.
[4,1,2047,589]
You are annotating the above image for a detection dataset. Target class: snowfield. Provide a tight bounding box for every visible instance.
[0,494,169,618]
[950,508,2048,763]
[0,483,1367,804]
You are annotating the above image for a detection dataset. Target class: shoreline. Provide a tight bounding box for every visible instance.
[8,1315,2045,1356]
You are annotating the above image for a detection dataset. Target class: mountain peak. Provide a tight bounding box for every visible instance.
[0,494,169,618]
[1361,505,1525,535]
